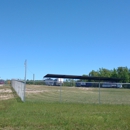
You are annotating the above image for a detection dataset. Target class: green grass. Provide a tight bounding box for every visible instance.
[0,85,130,129]
[0,99,130,130]
[26,85,130,104]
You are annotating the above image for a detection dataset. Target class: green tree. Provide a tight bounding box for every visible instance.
[129,69,130,83]
[116,67,129,83]
[89,70,99,77]
[98,68,112,77]
[89,70,100,82]
[111,68,118,78]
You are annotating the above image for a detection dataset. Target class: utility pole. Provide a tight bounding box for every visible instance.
[24,59,27,102]
[24,60,27,83]
[33,74,35,84]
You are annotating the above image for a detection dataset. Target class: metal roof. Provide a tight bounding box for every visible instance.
[44,74,122,82]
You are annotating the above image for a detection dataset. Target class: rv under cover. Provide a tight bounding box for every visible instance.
[44,74,122,82]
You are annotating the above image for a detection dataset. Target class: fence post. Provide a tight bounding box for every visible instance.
[60,80,62,103]
[99,82,101,104]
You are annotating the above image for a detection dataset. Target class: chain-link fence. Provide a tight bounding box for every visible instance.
[1,80,130,104]
[25,81,130,104]
[11,80,25,102]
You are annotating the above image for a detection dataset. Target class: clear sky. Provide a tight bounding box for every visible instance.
[0,0,130,80]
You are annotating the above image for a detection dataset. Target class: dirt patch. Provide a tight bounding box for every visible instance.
[78,87,92,90]
[0,95,13,100]
[0,89,13,100]
[26,89,48,94]
[0,89,12,93]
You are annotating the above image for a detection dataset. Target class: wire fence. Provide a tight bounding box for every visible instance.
[11,80,25,102]
[1,81,130,104]
[25,81,130,104]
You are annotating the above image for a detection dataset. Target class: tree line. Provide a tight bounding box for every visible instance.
[88,67,130,83]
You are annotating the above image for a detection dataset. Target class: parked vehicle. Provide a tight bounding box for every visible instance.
[76,82,92,87]
[44,78,63,86]
[44,78,54,86]
[0,80,4,84]
[102,82,122,88]
[76,82,122,88]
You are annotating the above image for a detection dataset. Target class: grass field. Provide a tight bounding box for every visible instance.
[0,85,130,129]
[26,85,130,104]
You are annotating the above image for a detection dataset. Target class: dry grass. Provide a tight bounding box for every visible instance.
[0,85,14,100]
[25,85,130,104]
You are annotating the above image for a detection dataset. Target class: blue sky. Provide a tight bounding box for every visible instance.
[0,0,130,80]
